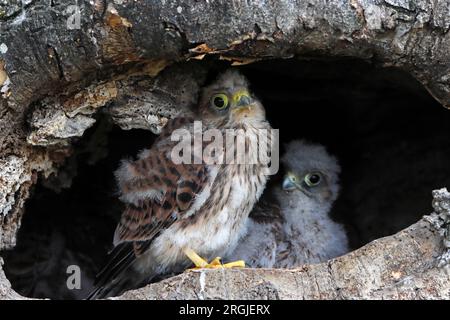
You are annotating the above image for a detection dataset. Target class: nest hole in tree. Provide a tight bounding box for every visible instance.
[2,58,450,300]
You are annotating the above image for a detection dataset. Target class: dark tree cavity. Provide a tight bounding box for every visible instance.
[0,1,449,299]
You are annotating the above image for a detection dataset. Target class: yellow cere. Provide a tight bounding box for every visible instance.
[232,90,250,104]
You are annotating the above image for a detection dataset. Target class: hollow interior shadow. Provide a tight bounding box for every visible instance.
[2,58,450,299]
[2,120,157,300]
[240,59,450,248]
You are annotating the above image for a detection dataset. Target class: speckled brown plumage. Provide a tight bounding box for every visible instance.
[87,70,272,299]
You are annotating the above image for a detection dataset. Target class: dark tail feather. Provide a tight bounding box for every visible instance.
[86,243,138,300]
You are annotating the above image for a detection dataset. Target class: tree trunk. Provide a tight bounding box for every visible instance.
[0,0,449,299]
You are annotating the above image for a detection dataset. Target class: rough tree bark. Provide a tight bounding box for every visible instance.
[115,190,450,300]
[1,189,449,300]
[0,0,449,299]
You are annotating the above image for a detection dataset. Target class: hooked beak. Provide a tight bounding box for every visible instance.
[236,94,252,107]
[282,173,298,191]
[231,91,253,115]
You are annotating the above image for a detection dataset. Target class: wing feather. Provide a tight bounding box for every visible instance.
[87,116,208,299]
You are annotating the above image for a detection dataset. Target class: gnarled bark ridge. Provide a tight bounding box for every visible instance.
[0,0,449,299]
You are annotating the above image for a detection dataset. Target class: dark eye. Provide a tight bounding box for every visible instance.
[211,93,229,110]
[304,172,322,187]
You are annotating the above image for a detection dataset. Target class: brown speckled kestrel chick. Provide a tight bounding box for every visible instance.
[87,70,273,299]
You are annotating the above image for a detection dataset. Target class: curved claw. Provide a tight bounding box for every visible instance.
[222,260,245,268]
[184,248,245,270]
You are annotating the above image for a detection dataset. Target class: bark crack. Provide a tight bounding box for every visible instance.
[47,45,65,80]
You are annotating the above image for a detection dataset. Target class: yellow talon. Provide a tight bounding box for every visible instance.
[183,248,246,269]
[209,256,222,267]
[222,260,245,268]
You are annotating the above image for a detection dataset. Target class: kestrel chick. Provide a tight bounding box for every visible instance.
[230,140,349,268]
[88,70,272,299]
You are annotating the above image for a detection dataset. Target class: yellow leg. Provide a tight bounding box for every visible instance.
[183,248,245,269]
[184,247,209,268]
